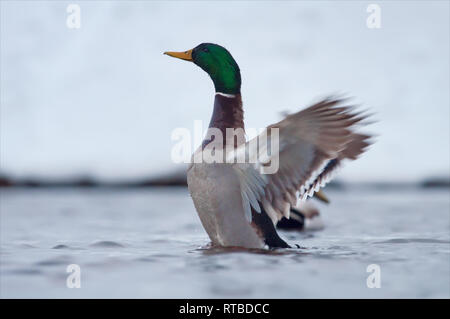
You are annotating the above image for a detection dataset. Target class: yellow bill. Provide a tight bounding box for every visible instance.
[164,49,193,61]
[314,190,330,204]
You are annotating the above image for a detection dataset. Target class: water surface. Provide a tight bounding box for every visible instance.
[1,187,449,298]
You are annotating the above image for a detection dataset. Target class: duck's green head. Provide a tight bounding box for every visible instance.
[164,43,241,95]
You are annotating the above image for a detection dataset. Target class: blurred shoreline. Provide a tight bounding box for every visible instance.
[0,171,448,189]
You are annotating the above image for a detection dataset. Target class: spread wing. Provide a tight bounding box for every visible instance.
[230,97,372,223]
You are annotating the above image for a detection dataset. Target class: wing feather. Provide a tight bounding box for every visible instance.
[232,97,372,224]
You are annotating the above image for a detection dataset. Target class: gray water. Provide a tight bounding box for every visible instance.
[1,187,449,298]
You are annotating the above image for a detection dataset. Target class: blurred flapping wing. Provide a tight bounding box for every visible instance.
[231,97,372,223]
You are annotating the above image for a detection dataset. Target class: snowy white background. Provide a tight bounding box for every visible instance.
[1,1,449,182]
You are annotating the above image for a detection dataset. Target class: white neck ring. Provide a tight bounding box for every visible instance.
[215,92,236,98]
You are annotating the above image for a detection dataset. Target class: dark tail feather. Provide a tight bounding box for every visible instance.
[252,205,290,248]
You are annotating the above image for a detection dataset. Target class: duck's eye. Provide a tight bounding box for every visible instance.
[202,47,209,53]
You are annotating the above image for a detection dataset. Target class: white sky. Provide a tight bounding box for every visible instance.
[1,1,449,182]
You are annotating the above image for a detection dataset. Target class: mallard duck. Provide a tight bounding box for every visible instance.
[277,190,328,231]
[165,43,371,249]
